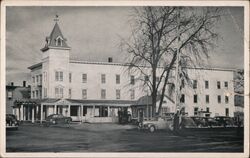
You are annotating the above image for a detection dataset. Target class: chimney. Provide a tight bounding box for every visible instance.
[11,82,14,86]
[108,57,113,63]
[23,81,26,87]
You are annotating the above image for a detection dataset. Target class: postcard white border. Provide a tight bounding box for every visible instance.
[1,1,249,158]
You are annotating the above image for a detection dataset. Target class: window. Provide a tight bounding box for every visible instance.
[225,96,229,104]
[7,91,13,100]
[193,80,197,89]
[116,89,121,99]
[181,79,185,88]
[32,76,35,83]
[39,75,42,84]
[180,94,185,103]
[144,75,149,82]
[130,89,135,100]
[39,90,42,98]
[56,37,63,46]
[69,89,72,99]
[224,81,228,88]
[205,95,209,103]
[55,71,63,81]
[32,91,35,98]
[55,87,63,98]
[82,74,87,83]
[225,108,229,117]
[101,89,106,99]
[36,90,38,98]
[130,75,135,85]
[205,80,209,89]
[69,73,72,83]
[36,75,39,83]
[194,107,198,116]
[193,95,198,103]
[217,95,221,103]
[217,81,221,89]
[116,74,120,84]
[82,89,87,99]
[101,74,106,84]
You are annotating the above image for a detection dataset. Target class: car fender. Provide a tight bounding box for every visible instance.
[145,123,158,129]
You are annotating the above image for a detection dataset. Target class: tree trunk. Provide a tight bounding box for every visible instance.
[151,65,157,117]
[158,52,177,115]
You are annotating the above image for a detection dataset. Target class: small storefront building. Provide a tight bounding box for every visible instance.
[131,95,176,121]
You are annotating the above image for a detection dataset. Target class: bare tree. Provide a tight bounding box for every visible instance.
[122,7,221,117]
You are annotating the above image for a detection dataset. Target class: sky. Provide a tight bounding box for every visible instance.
[5,6,244,86]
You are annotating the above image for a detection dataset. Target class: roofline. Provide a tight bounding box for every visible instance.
[69,59,237,72]
[28,62,42,70]
[41,46,71,52]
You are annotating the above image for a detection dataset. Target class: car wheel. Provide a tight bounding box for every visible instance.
[149,126,156,133]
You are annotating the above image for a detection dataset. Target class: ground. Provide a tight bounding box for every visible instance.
[6,123,243,152]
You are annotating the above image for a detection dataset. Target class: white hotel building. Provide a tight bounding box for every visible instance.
[13,21,236,123]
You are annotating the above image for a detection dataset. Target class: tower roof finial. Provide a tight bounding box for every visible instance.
[54,14,59,22]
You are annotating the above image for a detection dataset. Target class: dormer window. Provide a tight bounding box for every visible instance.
[56,36,63,46]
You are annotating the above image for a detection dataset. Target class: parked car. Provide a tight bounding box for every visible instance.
[214,116,235,127]
[180,116,198,129]
[204,117,219,127]
[6,114,19,130]
[190,117,207,127]
[138,117,173,133]
[45,114,72,126]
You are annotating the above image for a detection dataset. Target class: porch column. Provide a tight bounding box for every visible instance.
[36,106,39,121]
[16,108,19,120]
[12,108,15,115]
[67,105,71,117]
[54,104,57,114]
[32,106,35,123]
[137,110,139,122]
[27,106,31,121]
[80,105,83,123]
[40,104,43,124]
[19,106,22,121]
[92,105,95,117]
[23,105,26,121]
[108,106,110,117]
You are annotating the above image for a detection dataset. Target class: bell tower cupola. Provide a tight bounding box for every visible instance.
[41,15,70,52]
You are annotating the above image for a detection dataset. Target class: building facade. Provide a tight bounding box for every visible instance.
[13,20,236,123]
[6,82,30,117]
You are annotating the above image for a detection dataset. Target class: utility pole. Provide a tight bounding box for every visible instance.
[175,7,181,114]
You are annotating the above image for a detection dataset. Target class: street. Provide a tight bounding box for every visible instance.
[6,123,243,152]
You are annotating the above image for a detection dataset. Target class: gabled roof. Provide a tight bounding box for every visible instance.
[41,22,70,52]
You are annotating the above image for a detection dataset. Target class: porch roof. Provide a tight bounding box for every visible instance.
[66,99,137,106]
[14,98,61,107]
[13,98,137,107]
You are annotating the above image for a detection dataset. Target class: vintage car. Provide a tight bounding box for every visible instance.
[179,116,198,129]
[214,116,235,127]
[45,114,72,126]
[190,116,207,127]
[6,114,19,130]
[138,117,173,133]
[190,116,220,128]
